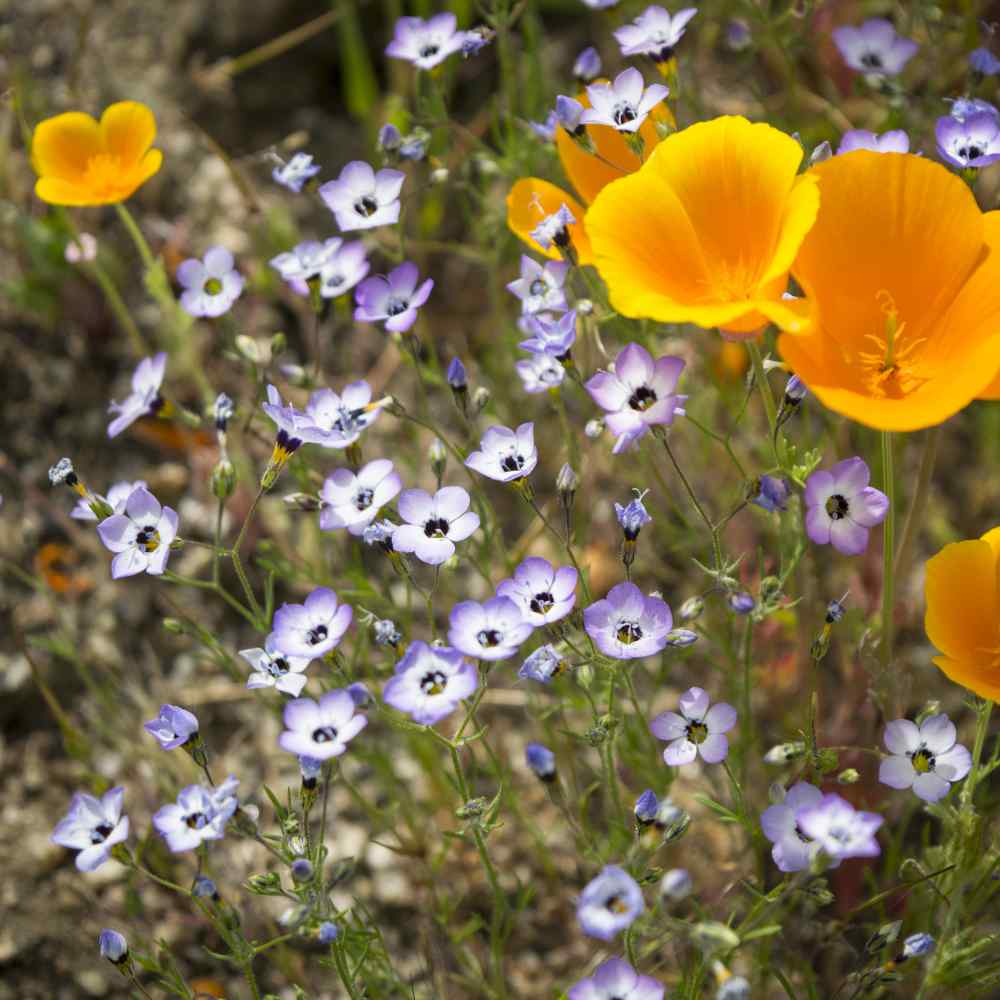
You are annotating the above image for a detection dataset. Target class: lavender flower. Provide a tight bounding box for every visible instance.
[319,161,405,231]
[651,687,737,766]
[153,776,239,853]
[948,97,999,122]
[143,704,198,750]
[529,111,558,142]
[390,486,478,564]
[804,457,889,556]
[717,978,750,1000]
[177,247,244,318]
[584,582,671,660]
[580,68,668,133]
[797,793,883,861]
[52,787,129,871]
[262,383,307,465]
[65,232,97,263]
[585,344,686,453]
[354,261,434,333]
[273,152,321,192]
[383,641,477,724]
[530,204,576,251]
[577,865,644,940]
[573,46,602,83]
[580,0,620,8]
[516,352,566,393]
[832,18,918,77]
[385,13,468,70]
[902,933,935,959]
[614,6,698,63]
[320,459,402,535]
[660,868,693,900]
[615,492,652,540]
[970,46,1000,75]
[448,596,534,661]
[318,922,340,944]
[71,478,146,521]
[270,238,345,285]
[99,930,129,964]
[878,714,971,803]
[556,95,586,134]
[96,485,179,578]
[519,310,578,356]
[289,240,370,300]
[518,644,566,683]
[725,19,752,51]
[749,475,791,513]
[240,639,313,697]
[269,587,353,659]
[465,423,538,483]
[837,129,910,154]
[496,557,578,626]
[634,789,659,825]
[107,352,167,438]
[569,957,664,1000]
[507,255,569,315]
[297,382,383,449]
[278,690,368,760]
[759,781,827,872]
[526,743,556,781]
[935,111,1000,169]
[729,592,754,615]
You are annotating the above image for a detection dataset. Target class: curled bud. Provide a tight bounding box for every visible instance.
[634,789,659,825]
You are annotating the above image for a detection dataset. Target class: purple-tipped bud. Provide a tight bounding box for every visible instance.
[526,742,556,781]
[573,46,602,82]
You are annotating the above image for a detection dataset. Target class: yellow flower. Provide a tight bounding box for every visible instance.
[778,151,1000,431]
[584,115,818,335]
[925,526,1000,701]
[32,101,162,206]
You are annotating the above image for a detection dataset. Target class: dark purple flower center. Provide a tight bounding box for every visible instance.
[267,656,290,677]
[500,452,525,474]
[91,823,114,843]
[307,625,328,646]
[686,721,708,744]
[604,892,629,914]
[419,43,440,59]
[420,670,448,695]
[477,628,502,647]
[529,278,547,297]
[616,619,643,644]
[860,50,883,69]
[355,195,378,217]
[185,811,208,829]
[911,748,935,773]
[825,494,850,520]
[385,296,409,317]
[324,272,344,289]
[628,385,658,411]
[354,487,375,511]
[135,526,160,551]
[957,144,984,162]
[613,103,637,127]
[424,517,450,538]
[530,591,554,614]
[312,726,339,743]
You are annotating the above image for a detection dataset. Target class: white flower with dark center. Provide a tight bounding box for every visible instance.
[832,18,918,77]
[270,238,345,284]
[269,587,353,659]
[568,957,664,1000]
[448,596,534,661]
[240,638,313,697]
[391,486,480,565]
[382,641,477,724]
[107,352,167,438]
[650,686,737,765]
[465,423,538,482]
[153,776,239,853]
[286,240,370,300]
[320,459,402,535]
[278,690,368,761]
[580,68,669,133]
[759,781,829,873]
[878,714,972,802]
[177,247,244,318]
[614,5,698,63]
[506,255,569,315]
[319,161,405,231]
[297,382,383,449]
[515,352,566,393]
[354,261,434,333]
[385,13,469,70]
[96,486,179,578]
[496,556,578,626]
[273,152,321,192]
[796,793,883,860]
[530,203,576,251]
[576,865,644,940]
[51,787,129,871]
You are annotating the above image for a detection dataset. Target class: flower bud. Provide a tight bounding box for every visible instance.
[430,438,447,481]
[866,920,902,954]
[283,492,322,512]
[837,768,860,785]
[193,875,219,900]
[245,872,284,895]
[235,334,271,366]
[318,921,340,944]
[162,618,186,635]
[576,297,594,315]
[660,868,693,900]
[634,789,659,825]
[763,741,806,764]
[291,858,314,883]
[211,458,236,500]
[584,418,604,439]
[666,628,699,647]
[526,743,556,782]
[809,140,833,166]
[679,596,704,621]
[573,46,602,82]
[471,386,491,416]
[901,932,935,960]
[99,929,129,965]
[691,921,740,954]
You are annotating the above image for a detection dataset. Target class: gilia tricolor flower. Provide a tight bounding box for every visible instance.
[777,152,1000,430]
[586,116,818,335]
[32,101,162,205]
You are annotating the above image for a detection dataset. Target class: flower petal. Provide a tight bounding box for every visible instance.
[100,101,157,165]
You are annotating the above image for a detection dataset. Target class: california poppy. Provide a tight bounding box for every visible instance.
[32,101,162,206]
[779,151,1000,431]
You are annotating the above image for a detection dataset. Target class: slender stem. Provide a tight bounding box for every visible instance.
[161,570,257,626]
[746,339,783,467]
[621,668,659,759]
[880,431,896,670]
[242,960,263,1000]
[893,426,939,582]
[524,490,591,603]
[961,699,993,810]
[331,941,364,1000]
[739,617,754,789]
[114,203,156,270]
[127,972,157,1000]
[86,258,148,356]
[231,489,264,623]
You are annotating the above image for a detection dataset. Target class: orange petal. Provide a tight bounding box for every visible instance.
[924,539,997,663]
[974,211,1000,400]
[100,101,157,165]
[932,655,1000,702]
[31,111,101,182]
[35,176,101,206]
[506,178,592,264]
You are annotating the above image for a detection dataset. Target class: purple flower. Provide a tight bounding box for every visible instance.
[518,644,566,683]
[878,714,972,803]
[447,357,468,390]
[526,742,556,781]
[273,152,321,192]
[718,978,750,1000]
[948,97,999,122]
[269,587,353,659]
[386,13,468,70]
[96,486,179,578]
[354,261,434,333]
[580,0,620,8]
[837,129,910,154]
[107,352,167,438]
[556,95,586,134]
[634,789,659,825]
[465,423,538,482]
[320,459,402,535]
[530,204,576,251]
[318,922,340,944]
[177,247,244,318]
[750,475,791,513]
[516,352,566,393]
[580,68,668,133]
[270,238,345,284]
[804,457,889,555]
[614,5,698,63]
[759,781,827,872]
[729,591,754,615]
[577,865,644,940]
[71,478,146,521]
[278,690,368,760]
[288,240,370,300]
[725,19,752,51]
[52,787,129,871]
[650,687,737,765]
[383,641,477,724]
[573,46,602,83]
[832,18,918,77]
[319,161,405,231]
[936,111,1000,169]
[519,310,578,356]
[496,557,578,626]
[615,491,652,539]
[460,26,493,58]
[347,681,373,706]
[297,382,382,449]
[796,793,883,861]
[970,46,1000,75]
[585,344,686,453]
[529,111,558,142]
[584,582,671,660]
[262,383,307,458]
[99,930,128,964]
[448,596,534,661]
[240,638,312,697]
[569,958,664,1000]
[143,704,198,750]
[507,255,569,315]
[902,933,935,959]
[392,486,480,565]
[153,776,239,853]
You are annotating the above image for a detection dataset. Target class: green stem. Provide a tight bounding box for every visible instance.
[114,202,156,270]
[331,941,363,1000]
[242,959,263,1000]
[161,570,257,626]
[86,257,148,356]
[893,426,939,582]
[961,698,993,810]
[739,617,754,790]
[746,339,784,468]
[880,431,896,670]
[524,490,591,603]
[231,489,264,624]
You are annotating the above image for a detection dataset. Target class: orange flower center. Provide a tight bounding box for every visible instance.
[857,293,929,399]
[82,153,131,198]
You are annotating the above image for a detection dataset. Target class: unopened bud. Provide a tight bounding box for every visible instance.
[471,386,490,416]
[837,768,860,785]
[679,596,704,621]
[809,140,833,165]
[211,458,236,500]
[290,859,314,883]
[584,418,604,439]
[763,741,806,764]
[99,929,129,965]
[283,492,322,512]
[691,921,740,954]
[666,628,698,647]
[430,438,447,481]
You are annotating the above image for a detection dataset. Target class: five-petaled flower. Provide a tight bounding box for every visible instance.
[496,557,578,626]
[278,690,368,760]
[384,641,478,724]
[391,486,480,565]
[385,13,469,70]
[272,152,321,192]
[804,457,888,556]
[832,18,918,78]
[107,352,168,438]
[319,160,405,231]
[518,644,567,683]
[297,382,385,449]
[577,865,644,940]
[96,485,179,578]
[320,459,402,535]
[759,781,829,873]
[795,793,883,861]
[177,247,244,318]
[879,714,972,802]
[507,255,570,315]
[516,352,566,393]
[614,5,698,65]
[837,129,910,154]
[651,686,737,766]
[240,638,313,697]
[569,957,664,1000]
[153,776,239,853]
[52,787,130,871]
[143,704,198,750]
[580,68,669,134]
[354,261,434,333]
[448,596,534,661]
[465,423,538,483]
[935,112,1000,169]
[519,310,578,357]
[584,582,671,660]
[286,239,370,301]
[269,587,353,660]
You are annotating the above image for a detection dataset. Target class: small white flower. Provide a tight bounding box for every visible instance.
[650,686,736,765]
[319,161,405,232]
[580,68,669,133]
[273,152,321,192]
[240,639,312,697]
[96,486,179,578]
[465,423,538,482]
[515,353,565,393]
[320,459,402,535]
[107,353,167,438]
[177,247,244,318]
[878,714,972,803]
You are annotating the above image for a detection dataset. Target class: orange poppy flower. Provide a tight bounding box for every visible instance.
[925,526,1000,700]
[584,116,819,335]
[32,101,162,206]
[778,151,1000,431]
[506,91,672,265]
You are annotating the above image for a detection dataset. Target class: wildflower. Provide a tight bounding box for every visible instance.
[763,741,806,765]
[519,644,567,683]
[901,933,935,959]
[529,112,558,143]
[678,596,703,620]
[516,352,566,394]
[273,152,320,192]
[298,382,385,449]
[192,875,219,899]
[729,592,754,615]
[970,46,1000,75]
[153,776,239,853]
[556,95,586,135]
[320,460,402,535]
[574,46,602,82]
[948,97,1000,122]
[584,582,672,660]
[615,491,652,540]
[666,628,698,647]
[586,116,818,335]
[796,794,883,862]
[838,128,910,155]
[386,13,468,70]
[634,789,659,825]
[143,704,198,750]
[655,799,690,838]
[383,641,477,724]
[585,343,686,452]
[65,232,97,263]
[177,247,244,318]
[832,18,918,78]
[530,203,578,252]
[614,6,698,65]
[363,519,397,553]
[278,690,368,760]
[577,866,644,940]
[717,977,750,1000]
[240,639,312,697]
[651,687,737,765]
[319,161,405,231]
[270,238,345,285]
[580,0,620,8]
[507,255,570,315]
[299,756,323,789]
[448,596,534,661]
[778,153,1000,430]
[580,68,669,134]
[52,787,129,871]
[354,261,434,333]
[107,352,167,438]
[749,475,790,513]
[213,393,235,432]
[725,19,752,51]
[660,868,693,900]
[291,240,371,301]
[526,743,557,782]
[804,458,888,556]
[461,26,493,58]
[568,957,664,1000]
[392,486,479,565]
[70,478,145,521]
[96,485,178,578]
[261,384,307,473]
[878,714,971,802]
[347,681,373,706]
[935,111,1000,169]
[519,310,578,357]
[318,922,340,944]
[269,587,353,660]
[497,558,578,627]
[759,781,827,872]
[99,930,129,965]
[32,101,162,205]
[465,423,538,483]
